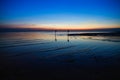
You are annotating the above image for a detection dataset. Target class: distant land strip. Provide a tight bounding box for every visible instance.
[68,31,120,36]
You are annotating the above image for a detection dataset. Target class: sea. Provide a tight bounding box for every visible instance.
[0,31,120,80]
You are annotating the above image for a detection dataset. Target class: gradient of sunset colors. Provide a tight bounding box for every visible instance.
[0,0,120,30]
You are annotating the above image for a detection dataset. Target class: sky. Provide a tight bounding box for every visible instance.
[0,0,120,30]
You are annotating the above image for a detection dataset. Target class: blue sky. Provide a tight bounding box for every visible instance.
[0,0,120,29]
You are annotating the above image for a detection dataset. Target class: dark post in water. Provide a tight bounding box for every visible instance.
[67,30,70,42]
[55,30,57,41]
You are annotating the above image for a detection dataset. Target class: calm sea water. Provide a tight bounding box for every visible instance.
[0,32,120,80]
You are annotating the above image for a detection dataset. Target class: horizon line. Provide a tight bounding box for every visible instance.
[0,27,120,32]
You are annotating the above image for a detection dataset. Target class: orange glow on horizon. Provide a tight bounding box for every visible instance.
[0,23,120,30]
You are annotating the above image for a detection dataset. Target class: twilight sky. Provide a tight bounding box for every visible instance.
[0,0,120,30]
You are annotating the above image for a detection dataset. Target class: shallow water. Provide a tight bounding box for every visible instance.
[0,32,120,80]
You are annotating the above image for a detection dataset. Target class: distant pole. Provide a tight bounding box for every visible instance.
[67,30,69,42]
[55,30,57,41]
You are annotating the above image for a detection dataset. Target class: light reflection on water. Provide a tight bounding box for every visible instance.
[0,32,120,60]
[0,32,120,79]
[1,32,120,42]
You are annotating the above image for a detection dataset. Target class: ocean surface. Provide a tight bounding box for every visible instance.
[0,32,120,80]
